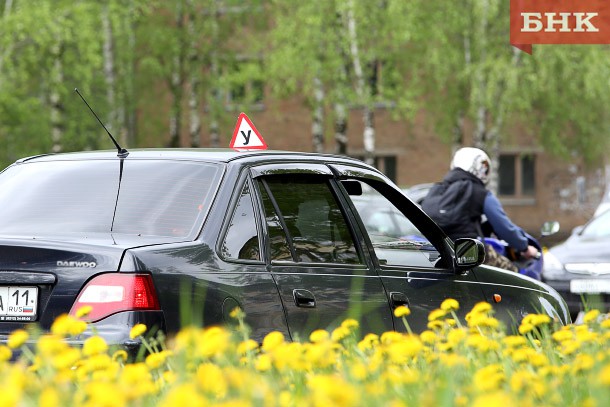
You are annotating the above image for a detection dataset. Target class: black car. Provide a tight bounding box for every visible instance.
[542,208,610,319]
[0,149,570,350]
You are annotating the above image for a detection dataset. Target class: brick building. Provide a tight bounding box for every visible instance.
[188,96,605,243]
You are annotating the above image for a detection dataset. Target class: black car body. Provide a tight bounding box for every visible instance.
[542,209,610,318]
[0,149,570,348]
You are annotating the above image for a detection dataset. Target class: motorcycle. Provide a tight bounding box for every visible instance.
[483,221,560,281]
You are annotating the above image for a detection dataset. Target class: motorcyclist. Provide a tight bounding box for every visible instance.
[422,147,539,272]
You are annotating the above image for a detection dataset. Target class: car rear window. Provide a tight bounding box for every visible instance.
[0,159,222,238]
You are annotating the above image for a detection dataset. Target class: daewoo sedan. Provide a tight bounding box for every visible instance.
[0,149,570,350]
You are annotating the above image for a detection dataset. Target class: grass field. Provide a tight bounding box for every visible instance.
[2,300,609,406]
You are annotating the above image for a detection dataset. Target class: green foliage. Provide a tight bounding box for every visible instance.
[0,0,608,168]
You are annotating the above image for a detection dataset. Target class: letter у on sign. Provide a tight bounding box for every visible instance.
[510,0,610,54]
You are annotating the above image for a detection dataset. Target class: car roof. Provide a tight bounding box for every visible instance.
[16,148,369,166]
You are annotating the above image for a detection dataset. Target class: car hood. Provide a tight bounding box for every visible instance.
[549,234,610,264]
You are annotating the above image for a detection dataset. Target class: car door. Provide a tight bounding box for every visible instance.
[331,164,486,333]
[250,163,394,341]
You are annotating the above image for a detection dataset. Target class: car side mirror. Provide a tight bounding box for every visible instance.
[541,221,560,236]
[341,180,362,196]
[454,238,485,272]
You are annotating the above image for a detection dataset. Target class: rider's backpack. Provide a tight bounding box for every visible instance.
[421,180,483,239]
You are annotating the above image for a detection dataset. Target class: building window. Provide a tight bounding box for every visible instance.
[352,155,397,183]
[226,59,265,106]
[498,153,535,198]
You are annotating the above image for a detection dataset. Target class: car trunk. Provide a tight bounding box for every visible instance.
[0,236,163,333]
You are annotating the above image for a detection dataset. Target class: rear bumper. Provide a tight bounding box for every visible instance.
[1,310,165,361]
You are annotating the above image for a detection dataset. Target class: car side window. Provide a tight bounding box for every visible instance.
[258,176,362,264]
[348,181,441,268]
[220,181,261,261]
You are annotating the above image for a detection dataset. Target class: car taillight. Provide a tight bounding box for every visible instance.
[69,273,160,322]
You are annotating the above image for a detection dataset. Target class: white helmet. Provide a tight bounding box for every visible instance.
[450,147,491,185]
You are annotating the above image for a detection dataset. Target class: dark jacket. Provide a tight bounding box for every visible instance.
[422,168,488,241]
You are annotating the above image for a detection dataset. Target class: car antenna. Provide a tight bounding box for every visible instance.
[74,88,128,158]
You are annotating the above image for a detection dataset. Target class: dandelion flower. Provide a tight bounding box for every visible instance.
[309,329,330,343]
[83,336,108,357]
[129,324,147,339]
[428,308,447,321]
[583,309,601,324]
[7,329,28,349]
[394,306,411,318]
[262,331,285,352]
[75,305,93,319]
[0,346,12,362]
[441,298,459,312]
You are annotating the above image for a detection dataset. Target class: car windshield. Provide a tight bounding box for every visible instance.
[581,209,610,239]
[0,159,222,238]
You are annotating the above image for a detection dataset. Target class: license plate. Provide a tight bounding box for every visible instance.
[0,287,38,321]
[570,279,610,294]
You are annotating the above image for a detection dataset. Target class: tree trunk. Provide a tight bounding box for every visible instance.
[50,45,64,153]
[208,1,221,148]
[0,0,13,75]
[346,0,375,166]
[186,0,201,147]
[312,76,324,153]
[472,0,489,150]
[334,102,348,155]
[124,0,137,147]
[102,4,118,144]
[168,1,185,148]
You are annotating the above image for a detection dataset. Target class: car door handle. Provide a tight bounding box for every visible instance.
[390,292,410,308]
[293,289,316,308]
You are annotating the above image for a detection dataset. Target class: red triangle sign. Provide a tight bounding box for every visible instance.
[229,112,268,151]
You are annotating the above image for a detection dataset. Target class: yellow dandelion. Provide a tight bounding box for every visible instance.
[470,302,492,314]
[7,329,28,349]
[518,323,534,335]
[503,335,527,348]
[51,348,82,370]
[420,330,436,344]
[583,309,601,324]
[262,331,285,352]
[309,329,330,343]
[51,314,87,337]
[112,350,129,363]
[159,383,205,407]
[197,326,231,358]
[427,320,444,331]
[255,354,272,372]
[552,329,573,343]
[146,350,171,370]
[473,364,505,392]
[83,336,108,357]
[447,328,466,345]
[237,339,259,355]
[441,298,459,311]
[197,363,228,398]
[394,305,411,318]
[129,323,147,339]
[358,333,380,351]
[75,305,93,319]
[599,364,610,385]
[341,318,359,330]
[572,354,595,373]
[0,346,12,362]
[331,326,350,342]
[39,386,60,407]
[428,308,447,321]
